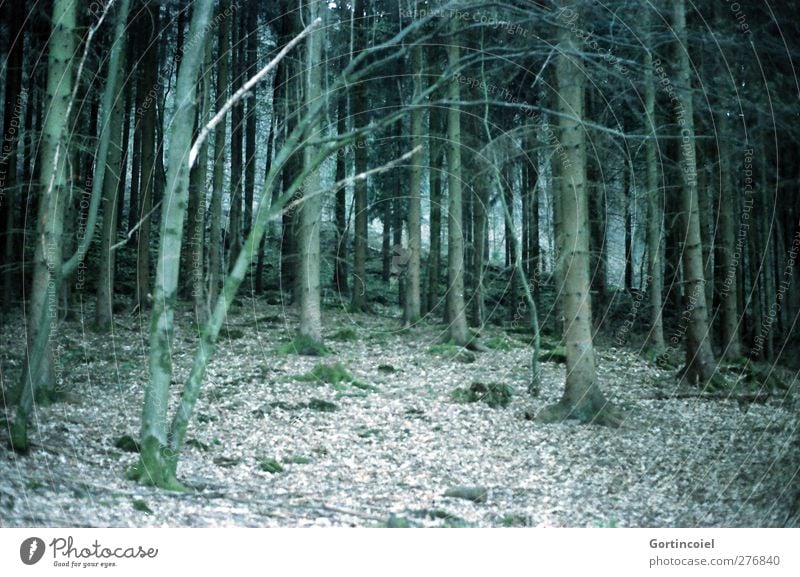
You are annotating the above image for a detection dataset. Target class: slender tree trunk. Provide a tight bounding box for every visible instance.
[644,40,665,353]
[404,37,423,325]
[134,0,215,489]
[184,38,212,323]
[116,72,132,233]
[333,95,348,294]
[135,0,160,311]
[537,4,619,426]
[716,125,741,358]
[243,0,258,238]
[426,104,442,315]
[297,0,324,346]
[228,7,244,267]
[445,19,470,347]
[673,0,714,383]
[674,0,716,384]
[208,0,230,308]
[0,0,25,310]
[95,45,128,330]
[351,0,369,312]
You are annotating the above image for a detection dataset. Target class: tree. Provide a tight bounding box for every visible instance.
[133,0,216,488]
[208,0,231,308]
[0,0,25,310]
[445,17,470,347]
[96,38,129,330]
[403,35,423,326]
[350,0,369,312]
[537,3,620,426]
[643,12,665,354]
[297,0,324,346]
[135,0,160,312]
[674,0,716,384]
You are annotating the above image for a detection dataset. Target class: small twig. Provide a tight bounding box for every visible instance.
[110,200,163,251]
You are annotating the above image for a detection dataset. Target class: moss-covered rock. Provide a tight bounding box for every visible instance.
[277,334,330,356]
[451,382,514,408]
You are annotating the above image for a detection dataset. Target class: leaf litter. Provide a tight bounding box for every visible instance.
[0,299,798,527]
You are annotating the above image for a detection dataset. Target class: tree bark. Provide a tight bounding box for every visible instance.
[135,0,160,311]
[445,18,470,347]
[426,104,442,315]
[404,36,423,325]
[298,0,324,346]
[208,0,230,308]
[134,0,215,489]
[674,0,716,384]
[537,5,619,426]
[351,0,369,312]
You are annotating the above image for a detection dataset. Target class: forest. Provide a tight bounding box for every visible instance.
[0,0,798,528]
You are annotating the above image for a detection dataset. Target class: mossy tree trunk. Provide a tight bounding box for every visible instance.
[537,5,619,426]
[13,0,132,450]
[134,0,215,489]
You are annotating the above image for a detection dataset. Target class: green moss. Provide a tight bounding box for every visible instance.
[277,334,330,356]
[451,382,514,408]
[501,513,531,527]
[284,455,311,465]
[114,434,140,453]
[307,398,338,412]
[538,346,567,364]
[485,335,514,351]
[297,363,375,392]
[330,328,359,341]
[259,458,284,474]
[378,364,397,373]
[132,499,153,514]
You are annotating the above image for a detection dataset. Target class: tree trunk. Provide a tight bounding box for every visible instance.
[445,19,470,347]
[674,0,716,384]
[134,0,215,489]
[426,104,442,315]
[351,0,369,312]
[333,95,348,294]
[0,0,25,310]
[228,7,244,267]
[208,0,230,308]
[243,0,258,238]
[404,37,423,325]
[135,0,160,311]
[716,125,741,358]
[537,5,619,426]
[95,45,128,330]
[298,0,324,346]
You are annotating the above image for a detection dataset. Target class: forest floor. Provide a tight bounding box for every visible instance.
[1,296,799,528]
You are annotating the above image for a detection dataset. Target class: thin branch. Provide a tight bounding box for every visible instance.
[188,16,322,168]
[110,200,163,251]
